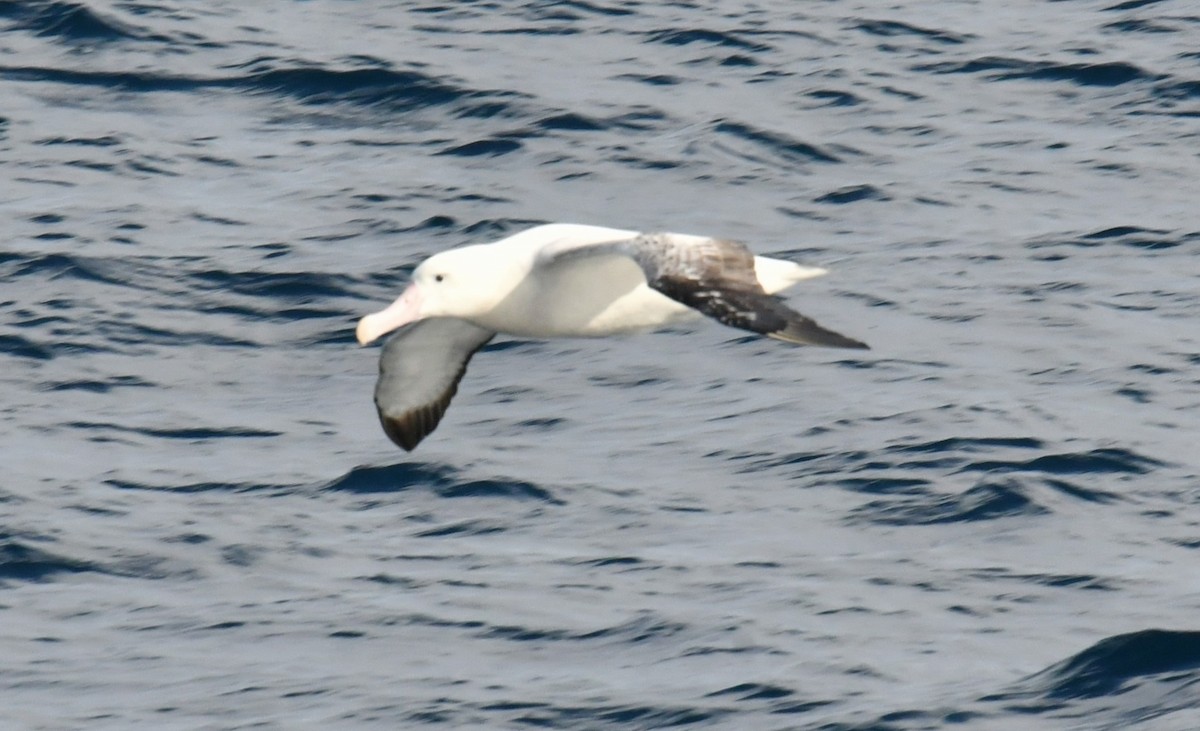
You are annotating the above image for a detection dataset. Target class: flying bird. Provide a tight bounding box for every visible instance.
[356,223,868,451]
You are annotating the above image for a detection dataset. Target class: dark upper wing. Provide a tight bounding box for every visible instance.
[539,233,869,349]
[652,272,870,349]
[373,317,495,451]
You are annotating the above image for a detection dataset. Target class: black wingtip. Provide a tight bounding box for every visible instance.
[768,319,871,350]
[379,399,453,452]
[380,413,423,451]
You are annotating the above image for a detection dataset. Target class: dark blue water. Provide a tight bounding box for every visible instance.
[3,1,1199,729]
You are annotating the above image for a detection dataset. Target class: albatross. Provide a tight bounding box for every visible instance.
[356,223,868,451]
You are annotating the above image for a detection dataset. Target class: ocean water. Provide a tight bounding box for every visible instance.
[3,1,1199,729]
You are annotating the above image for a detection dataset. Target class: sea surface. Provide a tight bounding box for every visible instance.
[3,1,1199,729]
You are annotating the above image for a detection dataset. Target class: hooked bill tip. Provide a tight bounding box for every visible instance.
[356,284,423,346]
[355,316,378,346]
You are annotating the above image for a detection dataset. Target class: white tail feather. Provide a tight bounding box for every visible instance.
[754,256,828,294]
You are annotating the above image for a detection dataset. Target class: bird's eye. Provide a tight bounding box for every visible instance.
[434,274,445,283]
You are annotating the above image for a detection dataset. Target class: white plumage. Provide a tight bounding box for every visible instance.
[357,223,867,451]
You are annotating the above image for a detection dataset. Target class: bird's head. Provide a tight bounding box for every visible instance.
[356,246,505,345]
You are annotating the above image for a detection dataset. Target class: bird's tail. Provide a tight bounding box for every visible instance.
[754,257,827,294]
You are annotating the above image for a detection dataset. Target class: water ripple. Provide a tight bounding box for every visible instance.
[915,57,1154,87]
[988,629,1200,703]
[323,462,563,504]
[3,2,1199,728]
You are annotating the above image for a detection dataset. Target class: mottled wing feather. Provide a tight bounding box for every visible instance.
[374,317,495,451]
[652,273,868,348]
[630,234,869,349]
[628,234,762,290]
[537,232,867,348]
